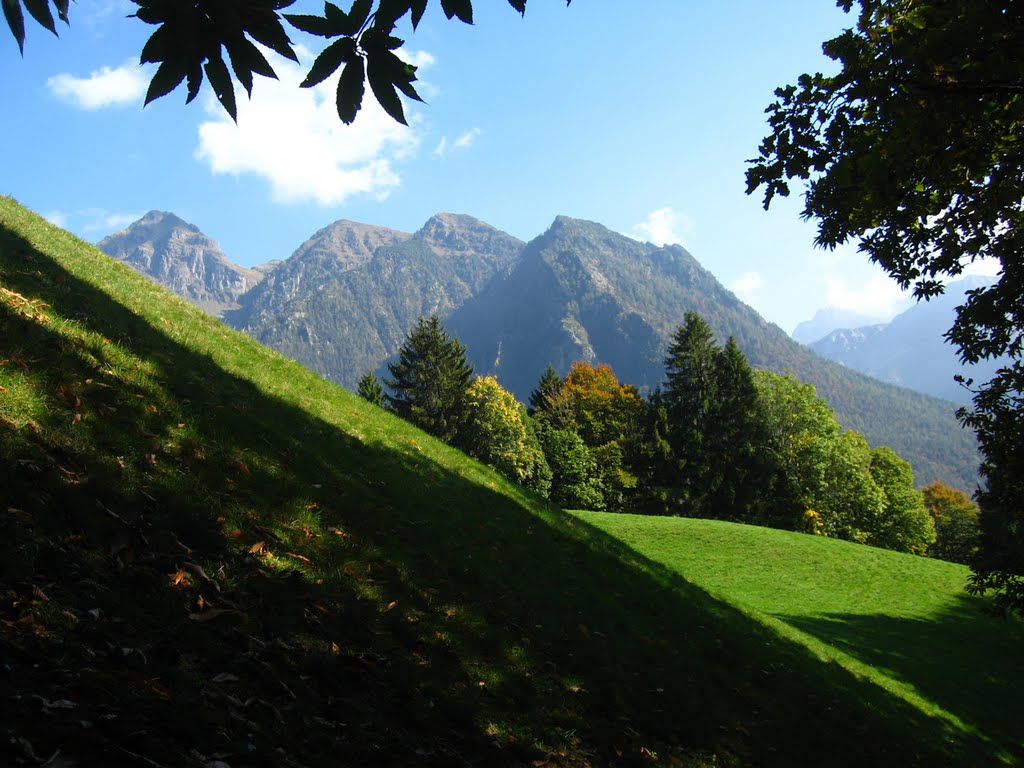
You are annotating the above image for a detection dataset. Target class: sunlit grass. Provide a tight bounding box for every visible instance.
[573,511,1024,763]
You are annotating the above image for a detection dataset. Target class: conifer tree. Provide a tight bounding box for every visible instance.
[356,369,387,408]
[663,312,720,516]
[529,364,564,414]
[706,337,769,521]
[386,315,473,443]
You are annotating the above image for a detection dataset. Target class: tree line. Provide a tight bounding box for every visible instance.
[358,312,980,563]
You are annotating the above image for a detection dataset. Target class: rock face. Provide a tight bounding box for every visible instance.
[810,276,1006,405]
[225,214,523,388]
[97,211,267,317]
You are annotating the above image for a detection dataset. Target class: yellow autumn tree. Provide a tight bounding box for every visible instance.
[462,376,550,496]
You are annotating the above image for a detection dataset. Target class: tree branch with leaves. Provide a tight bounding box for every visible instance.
[746,0,1024,614]
[5,0,570,124]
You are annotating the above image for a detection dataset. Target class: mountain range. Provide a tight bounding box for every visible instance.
[808,276,1006,406]
[792,306,892,345]
[97,211,981,490]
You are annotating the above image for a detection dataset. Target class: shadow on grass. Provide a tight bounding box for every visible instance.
[778,597,1024,764]
[0,214,999,767]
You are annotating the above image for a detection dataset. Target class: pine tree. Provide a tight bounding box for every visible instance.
[385,315,474,444]
[356,369,387,408]
[529,364,564,414]
[706,337,769,521]
[663,312,720,516]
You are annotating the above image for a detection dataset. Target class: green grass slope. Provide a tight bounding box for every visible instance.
[574,512,1024,765]
[0,196,1014,767]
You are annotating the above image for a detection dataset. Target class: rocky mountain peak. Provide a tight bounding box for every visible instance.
[288,219,412,270]
[134,210,198,234]
[415,213,523,258]
[98,212,265,317]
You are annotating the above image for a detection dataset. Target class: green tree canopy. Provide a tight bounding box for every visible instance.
[535,422,605,512]
[385,314,472,443]
[5,0,569,125]
[868,446,935,555]
[746,0,1024,610]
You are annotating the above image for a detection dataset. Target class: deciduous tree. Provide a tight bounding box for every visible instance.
[746,0,1024,611]
[462,375,550,496]
[923,480,981,565]
[868,446,935,555]
[535,422,605,511]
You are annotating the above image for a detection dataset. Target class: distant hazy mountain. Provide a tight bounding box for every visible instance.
[225,213,524,387]
[792,307,891,345]
[97,211,268,317]
[810,276,1005,406]
[445,216,978,489]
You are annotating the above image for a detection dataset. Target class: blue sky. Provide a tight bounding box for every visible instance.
[4,0,992,334]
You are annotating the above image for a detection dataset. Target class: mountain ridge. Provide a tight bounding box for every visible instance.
[97,209,979,490]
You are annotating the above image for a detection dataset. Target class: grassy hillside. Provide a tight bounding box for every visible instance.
[0,196,1015,767]
[573,512,1024,765]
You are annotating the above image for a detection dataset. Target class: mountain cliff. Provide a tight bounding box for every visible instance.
[97,211,268,316]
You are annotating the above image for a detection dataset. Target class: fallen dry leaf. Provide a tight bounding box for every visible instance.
[55,383,80,409]
[228,457,251,476]
[182,562,220,592]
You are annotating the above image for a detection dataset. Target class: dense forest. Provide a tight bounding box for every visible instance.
[360,313,980,562]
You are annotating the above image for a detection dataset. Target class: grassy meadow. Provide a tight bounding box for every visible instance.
[1,195,1021,766]
[573,512,1024,764]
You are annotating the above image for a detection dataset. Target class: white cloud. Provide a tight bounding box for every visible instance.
[453,127,481,150]
[433,127,481,158]
[730,272,763,298]
[195,46,430,206]
[632,207,694,248]
[824,274,911,320]
[47,62,149,109]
